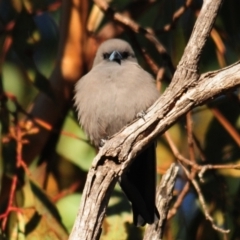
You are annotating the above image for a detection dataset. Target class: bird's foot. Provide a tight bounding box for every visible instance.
[99,138,108,147]
[136,110,146,121]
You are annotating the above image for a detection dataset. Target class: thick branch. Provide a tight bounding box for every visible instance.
[157,0,224,119]
[104,62,240,167]
[69,164,118,239]
[178,0,223,69]
[69,61,239,239]
[69,0,227,239]
[143,164,179,240]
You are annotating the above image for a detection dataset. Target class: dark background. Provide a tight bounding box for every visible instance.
[0,0,239,239]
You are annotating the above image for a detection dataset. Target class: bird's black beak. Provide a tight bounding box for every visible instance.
[109,51,122,65]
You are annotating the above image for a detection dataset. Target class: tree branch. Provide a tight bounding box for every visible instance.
[68,0,239,239]
[143,164,179,240]
[93,0,175,73]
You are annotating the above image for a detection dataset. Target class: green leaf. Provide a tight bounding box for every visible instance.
[25,181,68,239]
[56,111,96,171]
[56,194,82,233]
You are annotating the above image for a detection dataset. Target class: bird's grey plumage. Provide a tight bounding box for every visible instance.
[74,38,160,226]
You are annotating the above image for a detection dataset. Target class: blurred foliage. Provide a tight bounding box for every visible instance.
[0,0,240,239]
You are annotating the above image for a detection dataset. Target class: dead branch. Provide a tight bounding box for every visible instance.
[165,130,240,177]
[211,107,240,146]
[156,0,193,33]
[70,53,240,240]
[143,164,179,240]
[93,0,175,74]
[186,111,195,162]
[181,164,230,233]
[68,0,240,239]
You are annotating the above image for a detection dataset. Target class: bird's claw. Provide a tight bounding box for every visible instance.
[99,138,107,147]
[136,110,146,121]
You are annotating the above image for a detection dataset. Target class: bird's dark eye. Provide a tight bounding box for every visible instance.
[103,53,110,59]
[121,51,129,58]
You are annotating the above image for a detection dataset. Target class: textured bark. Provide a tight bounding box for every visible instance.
[68,0,240,239]
[70,61,240,240]
[72,165,118,239]
[143,164,179,240]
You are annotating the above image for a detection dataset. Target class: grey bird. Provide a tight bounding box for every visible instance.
[74,39,160,226]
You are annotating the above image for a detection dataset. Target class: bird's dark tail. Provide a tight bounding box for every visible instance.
[119,143,159,226]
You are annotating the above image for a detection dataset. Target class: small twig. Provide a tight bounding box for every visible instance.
[181,164,230,234]
[210,28,227,67]
[93,0,175,74]
[156,68,166,91]
[141,48,160,75]
[52,182,81,202]
[211,107,240,146]
[192,133,206,162]
[143,164,179,240]
[167,169,196,219]
[34,118,87,142]
[128,33,168,88]
[156,0,193,33]
[198,163,240,181]
[1,107,33,229]
[186,111,195,162]
[128,33,161,76]
[34,1,61,15]
[0,176,19,230]
[165,131,240,181]
[164,132,198,169]
[168,181,190,219]
[16,123,23,168]
[3,92,86,143]
[0,20,15,66]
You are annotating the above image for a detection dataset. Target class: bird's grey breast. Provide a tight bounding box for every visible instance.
[75,61,159,146]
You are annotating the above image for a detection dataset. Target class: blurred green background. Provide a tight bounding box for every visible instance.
[0,0,240,239]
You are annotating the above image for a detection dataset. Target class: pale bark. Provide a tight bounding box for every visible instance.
[68,0,240,239]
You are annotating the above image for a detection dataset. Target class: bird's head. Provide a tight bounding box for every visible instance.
[93,39,137,67]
